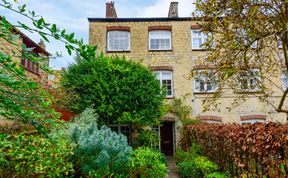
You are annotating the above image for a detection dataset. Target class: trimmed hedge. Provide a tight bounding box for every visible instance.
[183,123,288,177]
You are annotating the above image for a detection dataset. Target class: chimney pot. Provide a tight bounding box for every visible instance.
[38,39,46,49]
[168,2,178,18]
[106,1,117,18]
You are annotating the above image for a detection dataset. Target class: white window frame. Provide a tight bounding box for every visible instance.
[152,126,161,151]
[241,119,265,125]
[193,70,217,93]
[238,69,261,92]
[154,71,174,98]
[282,71,288,89]
[191,29,210,50]
[107,31,130,51]
[149,30,172,50]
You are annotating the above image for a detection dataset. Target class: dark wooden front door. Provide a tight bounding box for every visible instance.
[160,122,174,156]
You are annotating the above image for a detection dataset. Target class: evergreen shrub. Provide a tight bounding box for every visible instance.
[71,124,132,177]
[0,134,74,177]
[129,147,167,178]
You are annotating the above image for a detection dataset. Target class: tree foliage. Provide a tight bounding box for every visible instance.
[193,0,288,113]
[0,133,74,177]
[62,54,165,126]
[0,0,97,131]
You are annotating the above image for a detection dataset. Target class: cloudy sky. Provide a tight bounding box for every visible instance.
[1,0,195,69]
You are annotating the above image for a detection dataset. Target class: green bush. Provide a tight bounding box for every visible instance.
[206,172,229,178]
[0,133,74,177]
[71,123,132,177]
[134,129,160,149]
[174,143,202,164]
[178,157,219,178]
[70,107,99,126]
[62,54,165,126]
[176,144,221,178]
[178,161,203,178]
[129,147,167,178]
[174,149,194,165]
[195,156,219,176]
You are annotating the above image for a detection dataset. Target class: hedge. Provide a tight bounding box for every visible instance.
[182,123,288,177]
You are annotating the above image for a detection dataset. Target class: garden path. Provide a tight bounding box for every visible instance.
[164,156,179,178]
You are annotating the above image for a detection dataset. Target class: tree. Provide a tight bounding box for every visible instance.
[61,54,165,126]
[0,0,96,131]
[192,0,288,113]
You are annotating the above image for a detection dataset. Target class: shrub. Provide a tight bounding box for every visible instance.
[178,161,203,178]
[183,123,288,177]
[195,156,219,176]
[129,147,167,178]
[71,123,132,177]
[174,150,194,165]
[134,129,160,149]
[178,156,219,178]
[206,172,229,178]
[70,107,98,127]
[174,143,202,164]
[61,54,165,126]
[0,133,74,177]
[176,143,223,178]
[50,107,98,140]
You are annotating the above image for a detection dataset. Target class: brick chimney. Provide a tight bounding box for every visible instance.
[106,1,117,18]
[168,2,178,18]
[38,39,46,50]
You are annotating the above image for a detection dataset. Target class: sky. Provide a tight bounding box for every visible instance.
[1,0,195,69]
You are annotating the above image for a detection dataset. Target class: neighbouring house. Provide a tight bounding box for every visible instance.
[88,1,288,155]
[0,20,50,84]
[0,19,50,130]
[20,38,50,84]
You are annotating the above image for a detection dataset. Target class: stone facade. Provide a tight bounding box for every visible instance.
[89,18,287,124]
[88,2,288,153]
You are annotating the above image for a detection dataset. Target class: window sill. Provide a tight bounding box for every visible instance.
[237,90,263,94]
[192,49,212,51]
[107,50,130,53]
[165,96,175,99]
[149,49,172,52]
[194,91,217,94]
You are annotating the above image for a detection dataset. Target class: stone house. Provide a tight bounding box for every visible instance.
[0,21,50,84]
[88,2,287,155]
[0,20,50,128]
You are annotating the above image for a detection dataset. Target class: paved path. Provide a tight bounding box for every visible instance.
[164,156,180,178]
